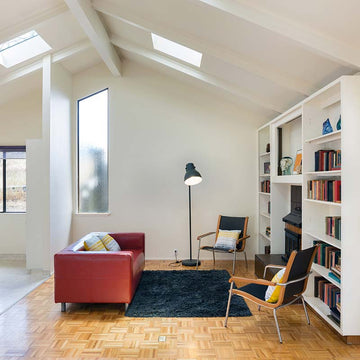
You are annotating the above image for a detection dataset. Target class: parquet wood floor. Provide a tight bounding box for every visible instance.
[1,260,359,359]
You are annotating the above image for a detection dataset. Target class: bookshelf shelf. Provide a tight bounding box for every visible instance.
[259,192,270,196]
[305,170,341,177]
[271,175,302,184]
[304,130,341,145]
[260,212,270,219]
[312,263,341,288]
[259,174,270,177]
[303,296,342,334]
[304,199,341,207]
[259,152,270,157]
[304,231,341,249]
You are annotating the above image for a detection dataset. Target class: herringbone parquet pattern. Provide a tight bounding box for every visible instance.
[1,260,360,359]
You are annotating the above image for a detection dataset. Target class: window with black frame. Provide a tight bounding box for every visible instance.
[0,146,26,213]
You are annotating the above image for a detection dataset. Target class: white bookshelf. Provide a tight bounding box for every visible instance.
[257,75,360,342]
[257,124,271,253]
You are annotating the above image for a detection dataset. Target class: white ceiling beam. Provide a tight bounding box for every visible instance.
[196,0,360,68]
[93,0,313,95]
[64,0,122,76]
[111,36,285,113]
[0,40,92,87]
[0,4,68,44]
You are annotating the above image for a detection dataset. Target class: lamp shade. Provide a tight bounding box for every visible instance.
[184,163,202,186]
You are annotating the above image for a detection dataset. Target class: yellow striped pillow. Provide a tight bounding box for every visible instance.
[100,234,121,251]
[83,235,107,251]
[265,268,286,303]
[214,230,241,250]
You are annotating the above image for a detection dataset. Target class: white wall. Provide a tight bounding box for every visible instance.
[71,61,261,260]
[0,90,42,255]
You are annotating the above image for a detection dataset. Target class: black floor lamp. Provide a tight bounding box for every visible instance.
[182,163,202,267]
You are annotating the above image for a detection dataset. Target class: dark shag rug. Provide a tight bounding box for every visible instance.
[125,270,252,317]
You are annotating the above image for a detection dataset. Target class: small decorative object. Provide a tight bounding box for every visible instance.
[293,150,302,175]
[336,115,341,130]
[322,118,333,135]
[268,201,271,214]
[265,245,270,254]
[265,226,271,237]
[280,156,293,175]
[266,143,270,153]
[264,162,270,174]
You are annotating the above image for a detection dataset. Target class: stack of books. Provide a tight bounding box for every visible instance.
[307,180,341,202]
[314,276,341,310]
[261,180,270,193]
[325,216,341,240]
[314,150,341,171]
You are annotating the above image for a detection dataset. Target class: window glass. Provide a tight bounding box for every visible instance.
[6,158,26,212]
[0,160,3,212]
[78,89,108,213]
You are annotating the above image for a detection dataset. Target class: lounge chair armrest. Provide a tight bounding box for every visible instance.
[263,264,286,279]
[276,272,312,286]
[229,276,276,287]
[197,232,216,240]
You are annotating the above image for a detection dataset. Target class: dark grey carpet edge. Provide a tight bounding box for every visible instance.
[125,270,252,318]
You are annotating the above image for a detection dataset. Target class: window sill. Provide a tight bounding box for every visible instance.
[0,212,26,215]
[74,212,111,216]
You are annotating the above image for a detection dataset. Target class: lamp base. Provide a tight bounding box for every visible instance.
[182,259,200,267]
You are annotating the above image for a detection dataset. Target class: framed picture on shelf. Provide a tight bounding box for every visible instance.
[264,162,270,174]
[293,150,302,175]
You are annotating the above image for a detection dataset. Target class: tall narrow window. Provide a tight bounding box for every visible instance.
[0,146,26,213]
[78,89,109,213]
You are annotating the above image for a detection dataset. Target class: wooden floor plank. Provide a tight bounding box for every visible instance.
[0,260,359,359]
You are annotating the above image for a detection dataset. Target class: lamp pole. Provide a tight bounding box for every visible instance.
[183,163,202,267]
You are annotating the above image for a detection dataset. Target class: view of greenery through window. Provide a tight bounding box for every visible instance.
[0,148,26,212]
[78,89,108,213]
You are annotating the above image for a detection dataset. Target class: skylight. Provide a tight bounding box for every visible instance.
[151,33,202,67]
[0,30,51,68]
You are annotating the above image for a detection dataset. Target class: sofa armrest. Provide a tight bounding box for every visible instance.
[109,233,145,252]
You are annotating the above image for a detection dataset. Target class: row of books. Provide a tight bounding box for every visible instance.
[260,180,270,193]
[314,276,341,310]
[313,241,341,270]
[307,180,341,202]
[314,150,341,172]
[325,216,341,240]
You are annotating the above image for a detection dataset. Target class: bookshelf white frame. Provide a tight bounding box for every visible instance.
[257,75,360,342]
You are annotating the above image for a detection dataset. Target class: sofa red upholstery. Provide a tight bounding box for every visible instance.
[54,233,145,310]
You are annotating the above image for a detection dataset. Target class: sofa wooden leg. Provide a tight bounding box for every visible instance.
[61,303,66,312]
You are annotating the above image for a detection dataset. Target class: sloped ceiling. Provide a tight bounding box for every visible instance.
[0,0,359,122]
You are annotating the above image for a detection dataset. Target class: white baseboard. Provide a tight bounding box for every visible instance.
[0,254,26,261]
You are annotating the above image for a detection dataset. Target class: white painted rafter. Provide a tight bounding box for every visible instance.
[64,0,122,76]
[0,40,92,87]
[93,0,313,95]
[196,0,360,68]
[111,36,285,113]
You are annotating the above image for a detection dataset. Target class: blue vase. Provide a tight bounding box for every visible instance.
[322,118,333,135]
[336,115,341,130]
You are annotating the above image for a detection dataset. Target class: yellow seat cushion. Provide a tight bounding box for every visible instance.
[265,268,286,303]
[83,235,107,251]
[100,234,121,251]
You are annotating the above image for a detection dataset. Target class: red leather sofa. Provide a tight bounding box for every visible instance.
[54,233,145,312]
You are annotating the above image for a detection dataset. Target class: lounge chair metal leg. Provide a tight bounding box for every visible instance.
[196,241,201,270]
[61,303,66,312]
[224,282,234,327]
[273,308,283,343]
[232,251,236,275]
[125,303,129,312]
[212,249,215,269]
[301,296,310,325]
[244,251,248,270]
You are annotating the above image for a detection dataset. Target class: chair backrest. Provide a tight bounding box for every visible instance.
[216,215,249,250]
[278,245,318,302]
